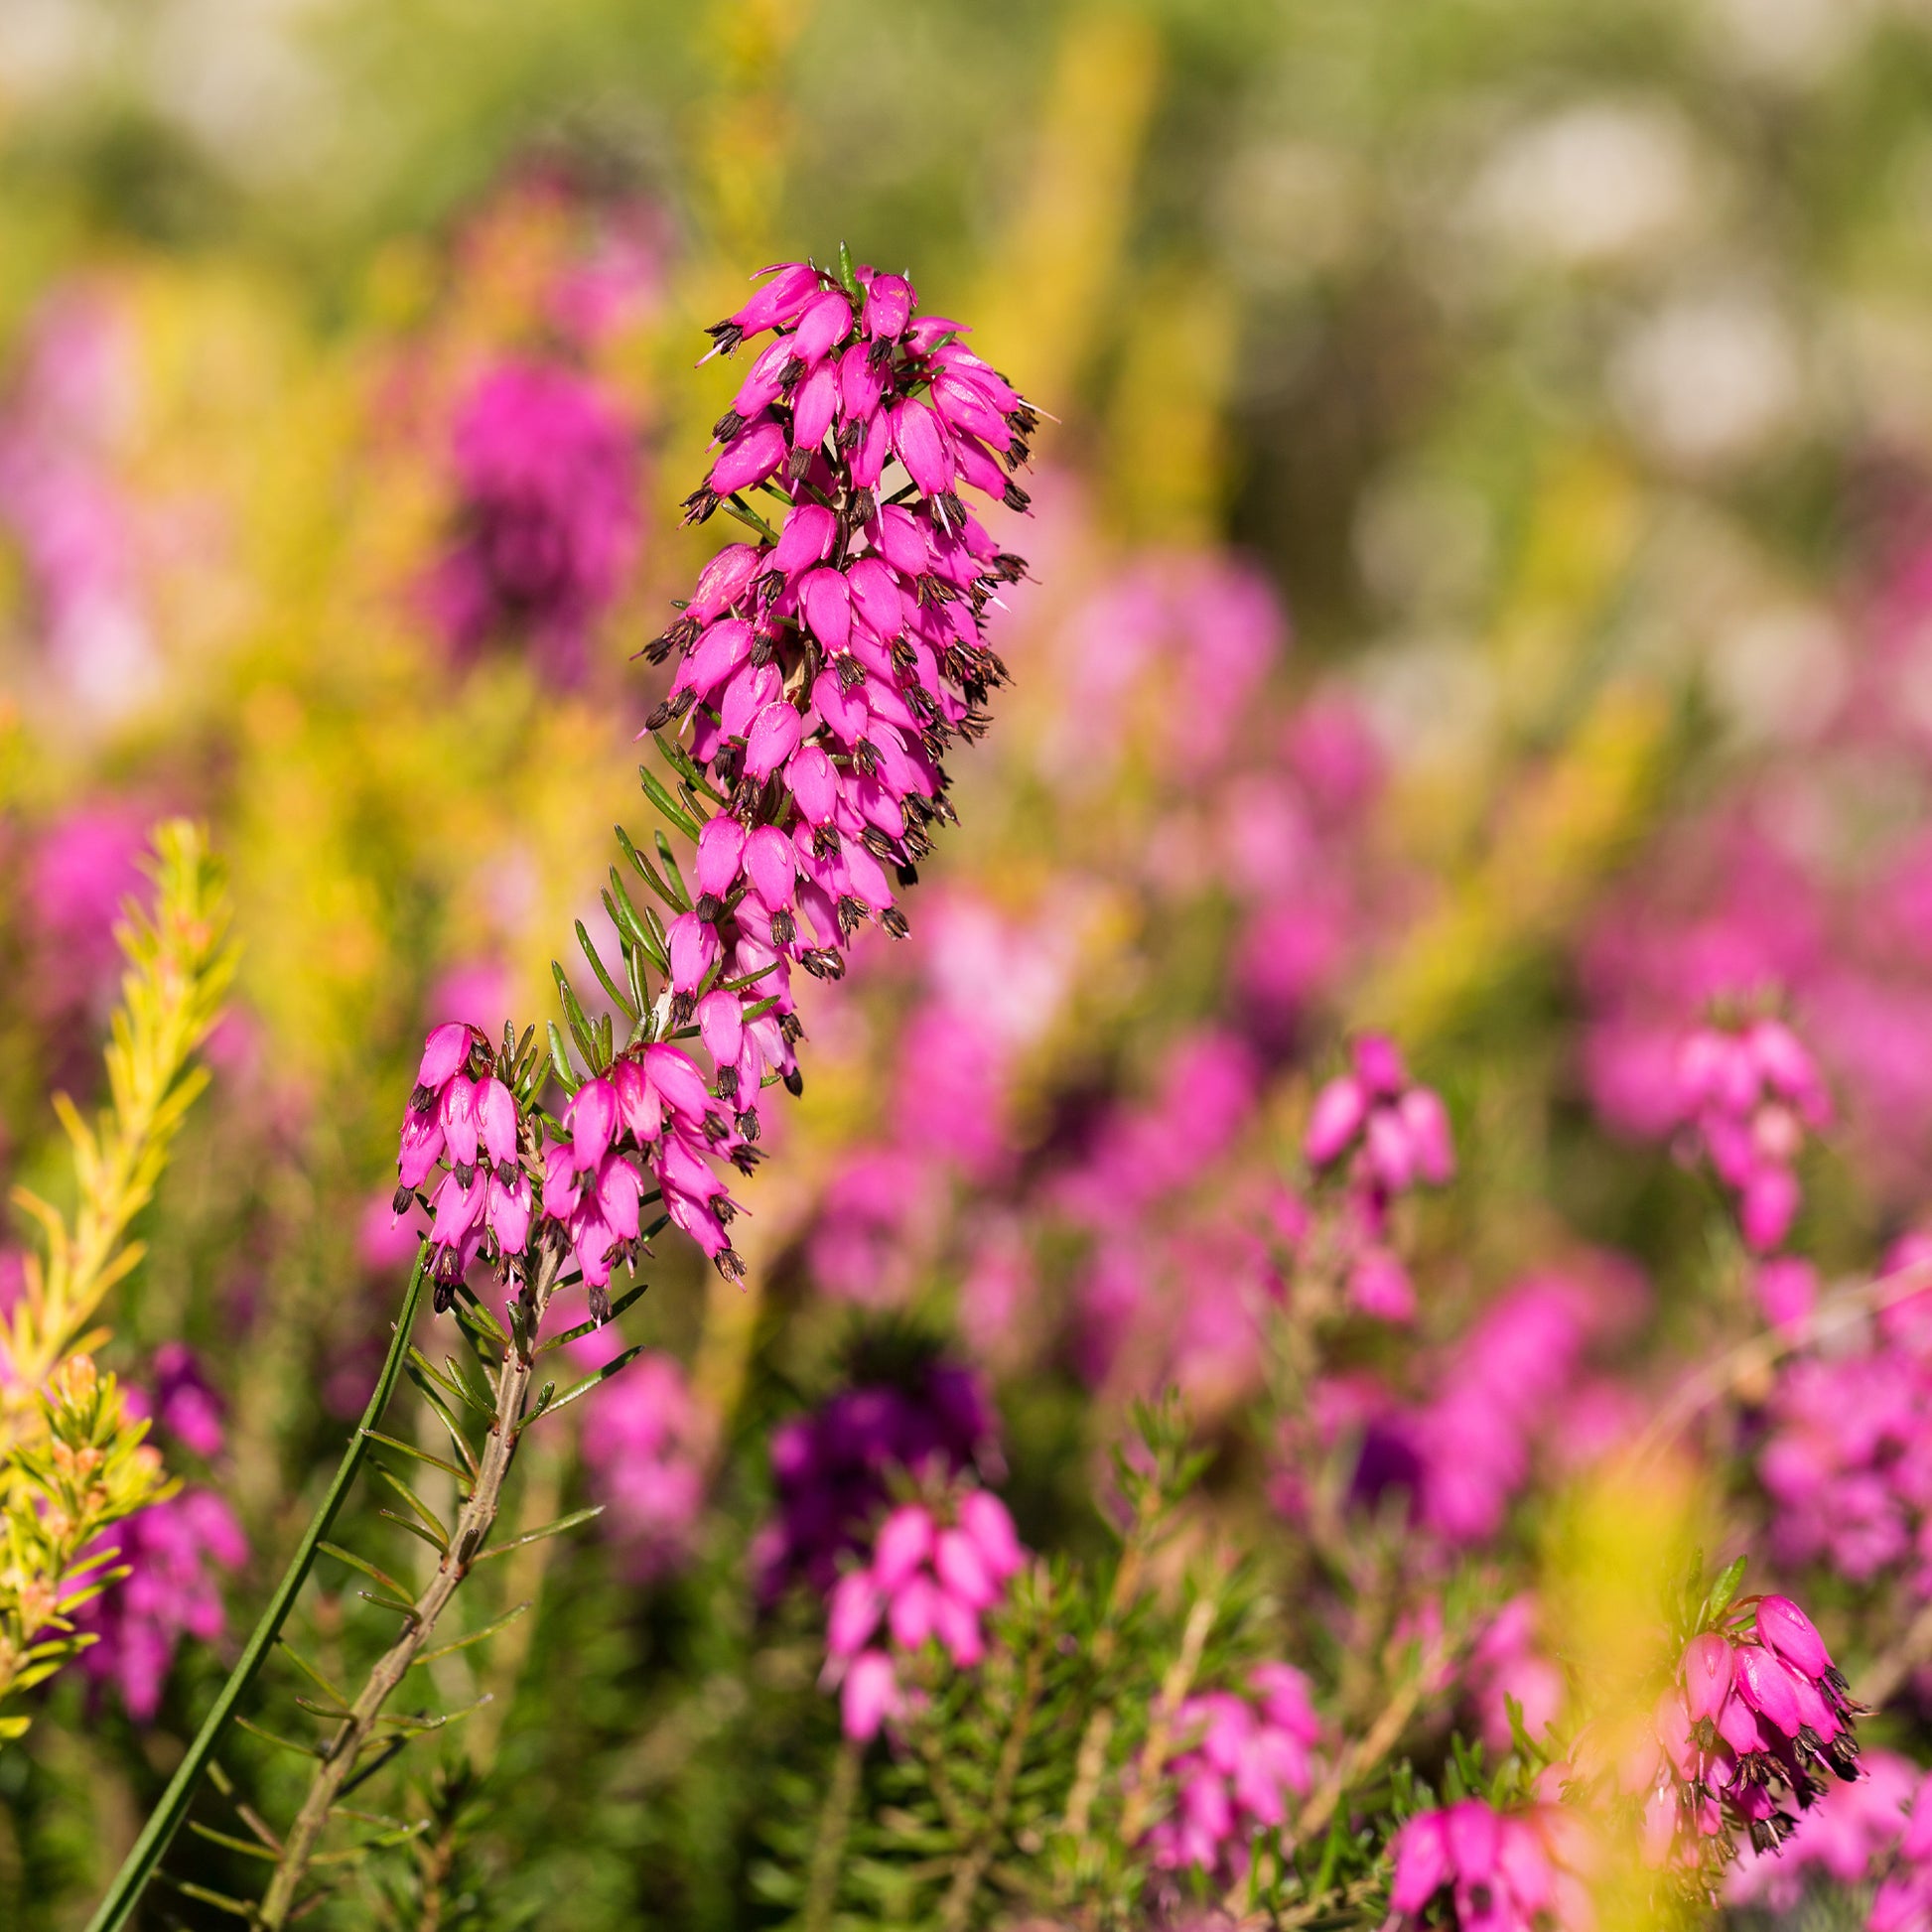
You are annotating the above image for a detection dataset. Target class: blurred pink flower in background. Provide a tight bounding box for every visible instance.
[0,285,162,723]
[1757,1235,1932,1591]
[1466,1593,1566,1754]
[73,1491,248,1721]
[567,1325,708,1581]
[72,1345,246,1722]
[807,1149,936,1308]
[1146,1662,1322,1876]
[428,960,517,1040]
[546,200,665,345]
[1727,1747,1918,1911]
[1048,553,1283,782]
[431,359,639,685]
[1297,1269,1641,1552]
[28,803,149,1017]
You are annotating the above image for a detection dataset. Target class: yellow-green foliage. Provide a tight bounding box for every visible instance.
[0,823,231,1737]
[3,821,235,1444]
[0,1358,176,1740]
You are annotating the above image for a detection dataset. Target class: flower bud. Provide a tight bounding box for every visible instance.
[1755,1594,1832,1678]
[1681,1631,1734,1723]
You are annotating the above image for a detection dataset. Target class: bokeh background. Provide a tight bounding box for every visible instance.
[13,0,1932,1924]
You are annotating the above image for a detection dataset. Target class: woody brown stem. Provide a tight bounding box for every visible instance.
[802,1736,862,1932]
[257,1248,561,1928]
[1855,1594,1932,1712]
[1290,1638,1437,1848]
[1117,1592,1218,1849]
[939,1608,1049,1932]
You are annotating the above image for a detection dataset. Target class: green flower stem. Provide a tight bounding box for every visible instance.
[84,1247,429,1932]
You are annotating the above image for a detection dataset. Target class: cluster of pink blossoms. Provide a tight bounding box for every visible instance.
[1757,1237,1932,1592]
[431,358,640,686]
[1673,1016,1831,1255]
[1147,1663,1322,1876]
[1303,1035,1454,1321]
[394,258,1029,1314]
[1386,1798,1588,1932]
[546,1043,760,1295]
[395,1016,759,1308]
[396,1022,536,1307]
[822,1489,1027,1741]
[1629,1597,1861,1864]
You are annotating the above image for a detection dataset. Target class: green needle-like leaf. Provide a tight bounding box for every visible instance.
[538,1281,649,1352]
[545,1344,647,1417]
[636,765,704,843]
[356,1431,469,1486]
[408,1600,534,1669]
[473,1504,604,1564]
[317,1541,416,1604]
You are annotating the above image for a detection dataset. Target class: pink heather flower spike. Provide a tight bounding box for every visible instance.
[1300,1035,1452,1325]
[815,1478,1027,1748]
[1384,1801,1582,1932]
[1670,1012,1829,1258]
[1304,1037,1454,1197]
[570,254,1028,1296]
[401,258,1029,1318]
[1625,1604,1863,1869]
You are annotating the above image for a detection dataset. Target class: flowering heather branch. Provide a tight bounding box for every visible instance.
[1560,1560,1864,1911]
[396,247,1035,1313]
[89,252,1033,1927]
[1301,1033,1455,1323]
[822,1485,1027,1739]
